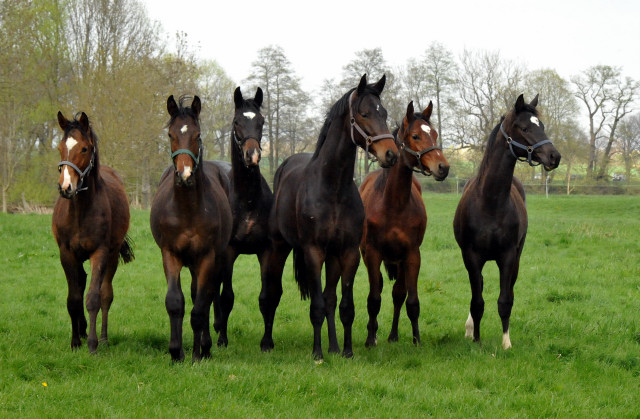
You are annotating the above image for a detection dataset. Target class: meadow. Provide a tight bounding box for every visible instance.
[0,194,638,417]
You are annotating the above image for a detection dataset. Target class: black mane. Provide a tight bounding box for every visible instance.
[166,95,200,128]
[312,84,382,159]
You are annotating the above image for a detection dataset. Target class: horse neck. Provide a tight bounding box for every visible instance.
[382,151,415,210]
[311,118,357,191]
[66,170,101,214]
[476,130,517,205]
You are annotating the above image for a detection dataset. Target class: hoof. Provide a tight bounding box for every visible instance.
[342,349,354,359]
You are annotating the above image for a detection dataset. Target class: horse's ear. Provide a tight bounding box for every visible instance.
[514,94,525,113]
[423,100,433,121]
[254,87,263,108]
[167,95,178,117]
[372,74,386,95]
[57,111,68,132]
[79,112,90,133]
[192,95,201,117]
[234,87,243,109]
[357,74,368,95]
[530,94,539,108]
[405,101,415,122]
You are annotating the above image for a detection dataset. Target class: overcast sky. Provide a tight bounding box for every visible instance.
[142,0,640,94]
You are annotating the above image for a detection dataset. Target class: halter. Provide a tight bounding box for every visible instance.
[57,149,95,194]
[398,141,441,176]
[171,136,202,173]
[349,91,395,161]
[500,122,552,167]
[232,129,262,166]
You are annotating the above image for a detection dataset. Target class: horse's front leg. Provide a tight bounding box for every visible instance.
[215,251,234,348]
[60,248,87,349]
[362,245,383,347]
[388,269,406,343]
[304,246,326,361]
[338,247,359,358]
[86,248,110,353]
[497,248,521,350]
[162,249,185,361]
[324,255,341,354]
[258,241,288,352]
[191,251,219,361]
[462,249,485,343]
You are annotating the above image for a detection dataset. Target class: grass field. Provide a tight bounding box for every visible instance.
[1,194,638,417]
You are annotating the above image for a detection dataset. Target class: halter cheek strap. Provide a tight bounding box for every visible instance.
[349,92,395,160]
[500,123,552,167]
[58,151,95,194]
[398,142,441,176]
[171,137,202,173]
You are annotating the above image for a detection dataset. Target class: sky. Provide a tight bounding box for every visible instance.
[142,0,640,95]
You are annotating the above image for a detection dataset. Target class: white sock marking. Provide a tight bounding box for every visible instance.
[530,116,540,126]
[180,125,188,134]
[465,313,474,338]
[502,330,512,349]
[421,124,431,134]
[243,112,256,120]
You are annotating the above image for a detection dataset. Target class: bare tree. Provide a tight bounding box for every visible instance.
[617,113,640,182]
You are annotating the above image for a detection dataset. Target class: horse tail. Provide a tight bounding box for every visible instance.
[384,262,398,281]
[293,248,310,300]
[119,234,135,264]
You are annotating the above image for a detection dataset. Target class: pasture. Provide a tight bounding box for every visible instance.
[0,194,638,417]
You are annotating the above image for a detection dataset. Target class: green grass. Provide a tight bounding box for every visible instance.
[1,195,638,417]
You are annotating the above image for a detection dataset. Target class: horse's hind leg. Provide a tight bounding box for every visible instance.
[497,249,520,349]
[98,253,119,344]
[363,246,383,347]
[162,250,185,361]
[338,248,359,358]
[388,271,406,343]
[324,255,341,354]
[462,249,485,342]
[215,255,234,348]
[60,250,87,349]
[304,246,326,361]
[404,250,421,345]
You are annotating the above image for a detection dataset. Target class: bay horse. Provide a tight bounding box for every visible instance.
[260,74,399,360]
[453,94,560,349]
[210,86,275,350]
[150,95,232,361]
[360,100,449,347]
[52,111,134,353]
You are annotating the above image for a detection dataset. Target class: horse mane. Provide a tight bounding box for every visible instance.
[64,112,101,183]
[166,95,200,128]
[312,84,382,159]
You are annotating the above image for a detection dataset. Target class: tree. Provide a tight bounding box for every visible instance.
[617,113,640,182]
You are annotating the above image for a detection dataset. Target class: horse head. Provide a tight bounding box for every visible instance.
[233,87,265,167]
[167,95,202,187]
[349,74,398,168]
[397,101,449,180]
[56,111,97,198]
[501,94,561,170]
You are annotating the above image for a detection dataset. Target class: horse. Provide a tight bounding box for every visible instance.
[260,74,399,360]
[210,86,275,350]
[453,94,561,349]
[52,111,134,353]
[150,95,233,361]
[359,100,449,347]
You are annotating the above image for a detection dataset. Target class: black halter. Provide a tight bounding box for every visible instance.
[500,123,552,167]
[58,149,95,194]
[398,141,441,176]
[348,92,395,161]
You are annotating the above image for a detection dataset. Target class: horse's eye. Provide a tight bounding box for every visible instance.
[412,134,419,141]
[58,166,62,173]
[234,120,239,126]
[522,126,529,133]
[82,147,88,153]
[361,113,368,118]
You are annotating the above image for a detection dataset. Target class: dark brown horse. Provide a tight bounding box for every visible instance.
[360,100,449,347]
[453,94,560,349]
[260,74,399,360]
[211,87,275,350]
[52,111,134,353]
[150,95,232,361]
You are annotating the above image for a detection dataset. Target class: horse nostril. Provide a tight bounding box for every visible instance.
[386,150,397,166]
[440,163,450,176]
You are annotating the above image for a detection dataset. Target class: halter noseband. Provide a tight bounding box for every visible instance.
[58,149,95,194]
[171,135,202,173]
[499,122,552,167]
[349,92,395,160]
[232,129,262,167]
[398,141,441,176]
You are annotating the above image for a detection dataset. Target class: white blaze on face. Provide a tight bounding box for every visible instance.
[421,124,432,135]
[251,149,260,165]
[502,330,512,349]
[243,112,256,120]
[180,125,188,134]
[530,116,540,126]
[65,137,78,154]
[181,165,192,181]
[61,166,72,190]
[465,313,474,338]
